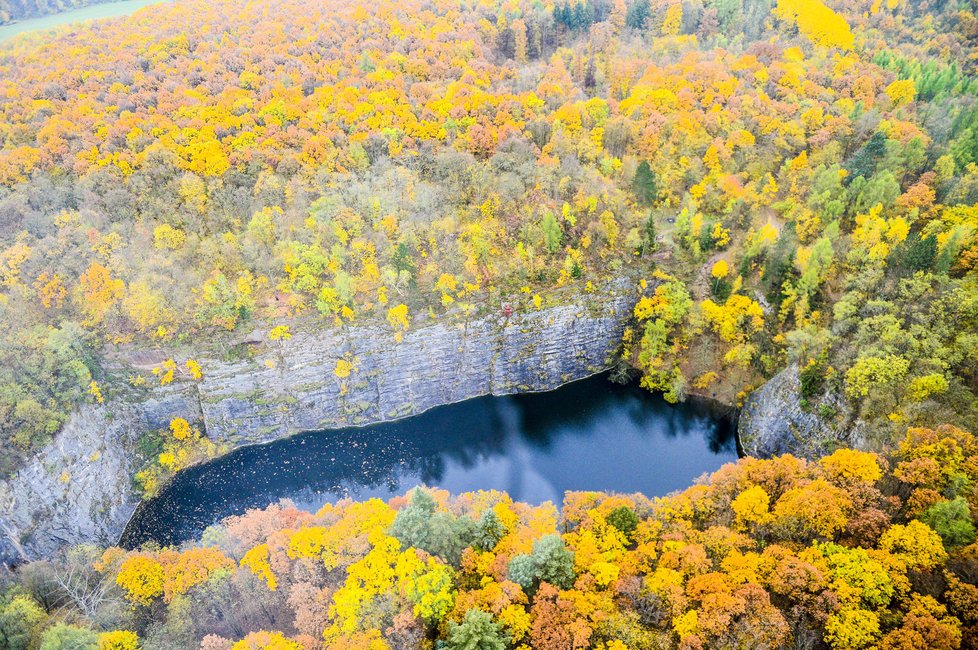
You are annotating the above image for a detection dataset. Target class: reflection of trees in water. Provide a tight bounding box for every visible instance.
[122,374,736,549]
[512,378,735,451]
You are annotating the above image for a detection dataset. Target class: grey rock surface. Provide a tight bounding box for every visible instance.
[0,289,632,564]
[738,364,864,459]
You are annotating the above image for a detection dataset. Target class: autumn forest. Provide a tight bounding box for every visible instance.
[1,0,978,647]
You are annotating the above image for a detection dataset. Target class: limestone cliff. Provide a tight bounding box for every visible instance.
[0,289,632,565]
[738,365,865,459]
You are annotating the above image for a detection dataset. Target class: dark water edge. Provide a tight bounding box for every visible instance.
[120,374,739,549]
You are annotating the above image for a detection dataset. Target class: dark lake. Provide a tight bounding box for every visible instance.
[120,374,739,548]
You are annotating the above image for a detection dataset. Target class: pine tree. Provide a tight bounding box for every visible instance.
[633,160,658,205]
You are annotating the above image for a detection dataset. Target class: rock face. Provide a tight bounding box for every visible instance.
[0,289,632,565]
[0,392,199,565]
[738,365,864,459]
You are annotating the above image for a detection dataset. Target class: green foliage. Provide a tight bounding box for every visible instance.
[474,509,505,552]
[553,1,596,33]
[0,319,94,473]
[895,232,937,272]
[389,489,477,564]
[39,624,98,650]
[443,609,508,650]
[920,497,977,549]
[845,132,888,183]
[507,534,575,591]
[625,0,650,29]
[632,161,657,206]
[606,506,639,539]
[540,211,563,255]
[798,353,827,402]
[641,213,657,254]
[0,596,46,650]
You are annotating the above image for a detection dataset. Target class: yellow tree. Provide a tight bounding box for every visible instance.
[78,262,124,326]
[661,3,682,36]
[387,304,410,342]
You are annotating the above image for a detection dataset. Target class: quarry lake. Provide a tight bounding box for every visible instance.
[120,374,739,548]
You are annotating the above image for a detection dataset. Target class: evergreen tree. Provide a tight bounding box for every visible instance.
[625,0,650,29]
[845,131,888,183]
[390,488,477,563]
[633,160,658,205]
[507,534,575,592]
[607,505,639,539]
[541,210,563,254]
[475,509,505,551]
[444,609,509,650]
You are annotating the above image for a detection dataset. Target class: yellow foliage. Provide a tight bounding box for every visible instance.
[387,304,410,341]
[152,359,177,386]
[89,380,105,404]
[879,520,947,570]
[885,79,916,107]
[78,262,124,326]
[907,373,949,401]
[185,359,203,381]
[819,449,883,484]
[334,358,355,378]
[732,485,774,528]
[98,630,139,650]
[170,417,193,441]
[269,325,292,341]
[692,371,718,390]
[230,631,302,650]
[241,544,278,591]
[672,609,698,638]
[701,295,764,344]
[153,224,187,250]
[34,271,67,309]
[116,555,165,605]
[710,259,729,279]
[661,3,682,36]
[774,0,854,50]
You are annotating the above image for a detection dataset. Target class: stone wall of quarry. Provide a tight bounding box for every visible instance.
[0,287,633,564]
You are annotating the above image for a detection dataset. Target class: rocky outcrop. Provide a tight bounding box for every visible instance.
[199,297,631,447]
[0,288,633,565]
[738,365,865,459]
[0,391,199,565]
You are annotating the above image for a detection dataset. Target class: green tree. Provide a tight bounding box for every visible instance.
[845,131,887,182]
[474,509,505,552]
[39,624,98,650]
[389,488,476,563]
[444,609,508,650]
[507,534,575,591]
[606,506,639,540]
[921,497,977,548]
[0,596,46,650]
[632,160,657,205]
[541,211,563,254]
[625,0,651,29]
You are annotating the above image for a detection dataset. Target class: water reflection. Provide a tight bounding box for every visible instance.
[120,374,738,548]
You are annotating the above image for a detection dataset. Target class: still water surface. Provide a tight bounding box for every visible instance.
[121,374,738,548]
[0,0,165,44]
